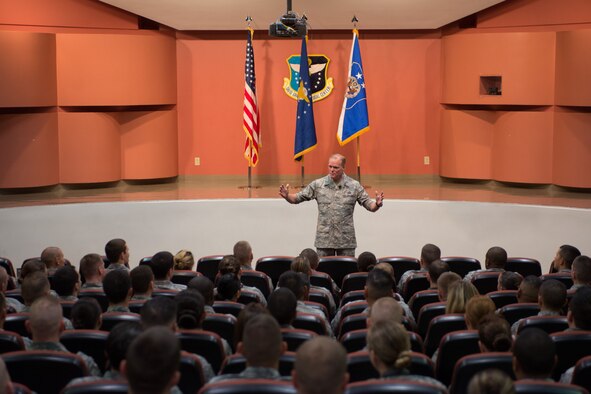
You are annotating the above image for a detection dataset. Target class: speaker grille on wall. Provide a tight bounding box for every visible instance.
[138,17,160,30]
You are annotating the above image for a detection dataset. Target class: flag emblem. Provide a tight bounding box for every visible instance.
[283,54,333,102]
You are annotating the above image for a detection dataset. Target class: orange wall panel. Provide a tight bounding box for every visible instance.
[0,112,59,188]
[441,32,555,105]
[492,111,553,183]
[58,112,121,183]
[57,33,177,106]
[119,110,178,180]
[440,109,494,179]
[553,111,591,188]
[555,30,591,106]
[0,31,56,108]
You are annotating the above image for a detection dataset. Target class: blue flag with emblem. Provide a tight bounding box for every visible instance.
[337,29,370,146]
[294,36,317,161]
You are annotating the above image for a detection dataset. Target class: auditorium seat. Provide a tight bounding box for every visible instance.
[310,271,334,293]
[62,380,128,394]
[213,301,244,318]
[435,330,480,386]
[292,313,327,336]
[177,329,226,374]
[514,381,588,394]
[13,383,32,394]
[303,301,329,320]
[506,257,542,277]
[338,313,367,339]
[515,315,569,335]
[416,302,446,338]
[4,313,30,338]
[0,330,25,354]
[401,273,430,301]
[236,289,260,305]
[317,257,359,290]
[340,329,367,353]
[99,312,140,332]
[240,270,273,299]
[409,290,440,320]
[203,313,236,352]
[255,256,293,288]
[138,256,152,266]
[171,270,200,286]
[450,352,514,394]
[498,303,540,325]
[196,255,223,283]
[280,328,316,351]
[308,289,332,317]
[219,352,296,377]
[0,257,16,277]
[60,300,76,319]
[346,351,437,384]
[572,355,591,392]
[424,314,467,357]
[470,271,503,294]
[550,331,591,381]
[128,300,145,314]
[78,289,109,312]
[340,290,365,306]
[178,351,206,394]
[487,290,518,309]
[341,272,368,294]
[60,329,109,373]
[345,379,447,394]
[200,379,296,394]
[440,257,481,278]
[339,300,368,321]
[377,256,420,285]
[541,273,574,289]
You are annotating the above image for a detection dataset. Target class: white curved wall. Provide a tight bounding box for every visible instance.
[0,198,589,272]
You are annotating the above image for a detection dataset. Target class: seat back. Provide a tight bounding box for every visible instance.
[408,331,425,354]
[0,257,16,277]
[416,302,446,338]
[308,289,332,317]
[441,257,481,278]
[341,272,368,294]
[541,273,574,289]
[60,300,76,319]
[488,290,518,309]
[450,352,514,394]
[212,301,244,318]
[179,351,206,394]
[302,301,329,320]
[409,290,440,319]
[99,312,140,332]
[471,271,503,294]
[435,330,480,386]
[340,329,368,353]
[78,290,109,312]
[401,273,430,301]
[128,300,145,314]
[340,290,365,307]
[255,256,294,288]
[345,378,447,394]
[177,329,226,373]
[292,313,327,336]
[240,270,272,299]
[551,331,591,380]
[514,381,589,394]
[424,314,467,357]
[310,272,333,292]
[220,353,296,377]
[196,255,224,283]
[340,301,368,321]
[346,351,437,385]
[237,289,260,305]
[498,303,540,325]
[378,256,420,285]
[61,380,129,394]
[200,379,297,394]
[4,350,89,394]
[516,315,569,335]
[573,355,591,392]
[506,257,542,277]
[281,328,316,351]
[203,313,236,352]
[317,257,359,290]
[4,313,30,338]
[60,329,109,373]
[171,270,200,286]
[339,313,367,339]
[0,330,25,354]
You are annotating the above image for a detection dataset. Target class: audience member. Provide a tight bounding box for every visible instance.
[173,249,195,271]
[233,241,254,270]
[105,238,130,271]
[291,255,336,315]
[187,276,215,314]
[41,246,66,274]
[357,251,377,272]
[552,245,581,273]
[21,271,50,311]
[478,314,513,352]
[571,255,591,291]
[512,328,556,380]
[373,263,414,323]
[79,253,105,289]
[70,298,102,330]
[215,274,241,302]
[467,369,515,394]
[130,265,154,301]
[367,297,403,327]
[122,326,181,394]
[465,295,496,330]
[18,258,47,287]
[0,267,24,312]
[218,255,266,305]
[234,303,269,347]
[397,244,441,292]
[516,275,542,303]
[300,248,340,295]
[498,271,523,291]
[103,269,132,312]
[293,337,349,394]
[427,259,450,290]
[208,314,288,383]
[268,288,297,328]
[437,272,461,302]
[511,279,566,335]
[0,358,13,394]
[445,281,478,314]
[560,286,591,383]
[151,251,186,291]
[53,265,80,301]
[464,246,507,282]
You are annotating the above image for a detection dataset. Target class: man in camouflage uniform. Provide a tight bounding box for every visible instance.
[279,154,384,257]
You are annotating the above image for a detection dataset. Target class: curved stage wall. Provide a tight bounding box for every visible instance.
[0,198,589,272]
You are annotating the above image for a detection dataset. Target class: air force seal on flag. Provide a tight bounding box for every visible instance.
[283,54,333,102]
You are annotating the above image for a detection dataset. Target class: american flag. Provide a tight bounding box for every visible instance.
[243,28,260,167]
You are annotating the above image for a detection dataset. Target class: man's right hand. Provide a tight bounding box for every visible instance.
[279,184,290,199]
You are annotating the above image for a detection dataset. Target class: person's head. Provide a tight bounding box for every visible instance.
[465,295,496,330]
[517,275,542,303]
[150,251,175,280]
[0,267,9,293]
[467,369,515,394]
[568,286,591,330]
[278,271,309,301]
[485,246,507,269]
[130,265,154,296]
[572,255,591,285]
[291,256,312,276]
[187,276,215,306]
[357,252,377,272]
[367,297,403,327]
[538,279,567,313]
[478,314,513,352]
[300,248,319,270]
[175,289,205,330]
[437,271,461,301]
[103,270,131,305]
[233,241,253,268]
[106,321,143,372]
[218,255,241,277]
[427,259,449,287]
[140,296,177,330]
[105,238,129,265]
[19,258,47,285]
[234,303,269,347]
[21,271,50,306]
[498,271,523,291]
[52,266,80,297]
[122,327,180,394]
[216,273,241,301]
[512,328,556,380]
[420,244,441,267]
[173,250,195,271]
[268,288,297,326]
[0,358,13,394]
[70,298,102,330]
[79,253,105,283]
[553,245,581,271]
[445,280,479,314]
[40,246,65,269]
[365,268,394,306]
[238,314,285,369]
[366,320,411,374]
[293,337,349,394]
[374,262,395,281]
[328,154,346,182]
[27,295,64,341]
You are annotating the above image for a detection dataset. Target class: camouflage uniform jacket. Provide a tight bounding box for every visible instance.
[208,367,289,384]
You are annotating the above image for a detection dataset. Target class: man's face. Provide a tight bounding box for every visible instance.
[56,250,65,267]
[122,245,130,264]
[552,249,563,270]
[328,157,344,182]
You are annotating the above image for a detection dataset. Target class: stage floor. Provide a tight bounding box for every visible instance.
[1,175,591,209]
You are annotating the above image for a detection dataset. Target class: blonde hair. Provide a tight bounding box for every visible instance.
[446,281,479,314]
[174,250,195,271]
[366,320,411,370]
[465,295,496,329]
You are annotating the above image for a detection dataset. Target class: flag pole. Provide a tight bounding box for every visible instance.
[356,137,361,182]
[300,156,305,188]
